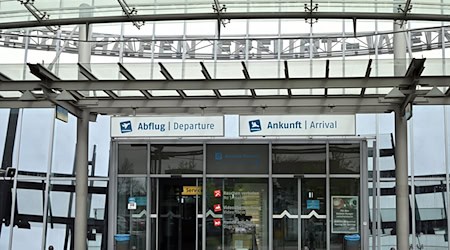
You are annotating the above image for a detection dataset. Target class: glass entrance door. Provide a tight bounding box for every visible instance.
[158,178,201,250]
[273,178,326,250]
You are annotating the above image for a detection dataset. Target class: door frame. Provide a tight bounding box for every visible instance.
[154,176,202,250]
[110,138,370,250]
[298,176,328,250]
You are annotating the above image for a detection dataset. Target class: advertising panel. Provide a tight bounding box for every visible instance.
[331,196,359,234]
[239,115,355,136]
[111,116,224,137]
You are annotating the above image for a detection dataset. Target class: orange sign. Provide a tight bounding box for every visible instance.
[182,186,202,196]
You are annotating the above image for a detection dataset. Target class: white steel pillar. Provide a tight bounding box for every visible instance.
[78,3,92,75]
[393,19,409,250]
[393,21,407,76]
[394,110,409,250]
[75,3,92,250]
[75,110,90,250]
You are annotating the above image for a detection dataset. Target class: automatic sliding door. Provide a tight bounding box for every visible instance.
[273,178,298,250]
[158,178,201,250]
[272,178,326,250]
[300,178,326,250]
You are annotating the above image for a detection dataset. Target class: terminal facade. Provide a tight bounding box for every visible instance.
[1,1,450,250]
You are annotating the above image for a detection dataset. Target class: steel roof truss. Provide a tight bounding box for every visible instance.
[158,62,185,98]
[118,62,152,99]
[77,63,119,99]
[240,61,255,97]
[2,76,450,92]
[0,72,12,81]
[360,59,373,96]
[5,12,450,30]
[28,63,60,82]
[397,0,413,27]
[284,61,292,97]
[117,0,145,29]
[200,62,220,98]
[17,0,59,32]
[324,59,330,96]
[77,63,98,81]
[399,58,426,115]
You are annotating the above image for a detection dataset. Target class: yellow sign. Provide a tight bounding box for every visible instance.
[182,186,202,196]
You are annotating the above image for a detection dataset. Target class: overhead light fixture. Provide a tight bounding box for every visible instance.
[19,90,37,101]
[425,86,445,97]
[385,87,405,98]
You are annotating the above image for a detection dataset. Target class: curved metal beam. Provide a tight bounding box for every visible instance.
[1,12,450,30]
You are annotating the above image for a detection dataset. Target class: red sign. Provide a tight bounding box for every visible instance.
[213,219,222,227]
[214,190,222,198]
[213,204,222,213]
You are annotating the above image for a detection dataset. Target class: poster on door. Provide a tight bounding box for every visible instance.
[331,196,359,234]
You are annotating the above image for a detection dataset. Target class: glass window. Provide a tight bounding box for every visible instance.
[118,144,148,174]
[158,178,201,250]
[206,178,269,250]
[150,144,203,174]
[330,178,360,250]
[117,177,147,250]
[414,179,448,249]
[206,144,269,174]
[45,180,108,249]
[272,144,326,174]
[301,179,326,250]
[329,144,360,174]
[17,109,54,174]
[273,178,298,250]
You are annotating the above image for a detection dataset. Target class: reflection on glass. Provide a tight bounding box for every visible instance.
[12,222,43,249]
[117,177,147,250]
[151,145,203,174]
[302,179,326,250]
[150,219,156,250]
[118,144,148,174]
[206,145,269,174]
[414,179,448,249]
[273,178,298,250]
[206,178,268,250]
[272,144,326,174]
[330,178,360,250]
[158,178,201,250]
[329,144,360,174]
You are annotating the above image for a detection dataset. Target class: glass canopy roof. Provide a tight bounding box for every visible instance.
[0,58,449,116]
[1,0,450,28]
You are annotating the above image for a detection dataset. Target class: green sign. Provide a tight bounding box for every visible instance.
[331,196,359,234]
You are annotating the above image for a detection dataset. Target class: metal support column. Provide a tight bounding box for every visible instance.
[75,5,92,249]
[393,16,409,250]
[395,111,409,250]
[75,110,90,250]
[393,21,407,76]
[78,3,92,79]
